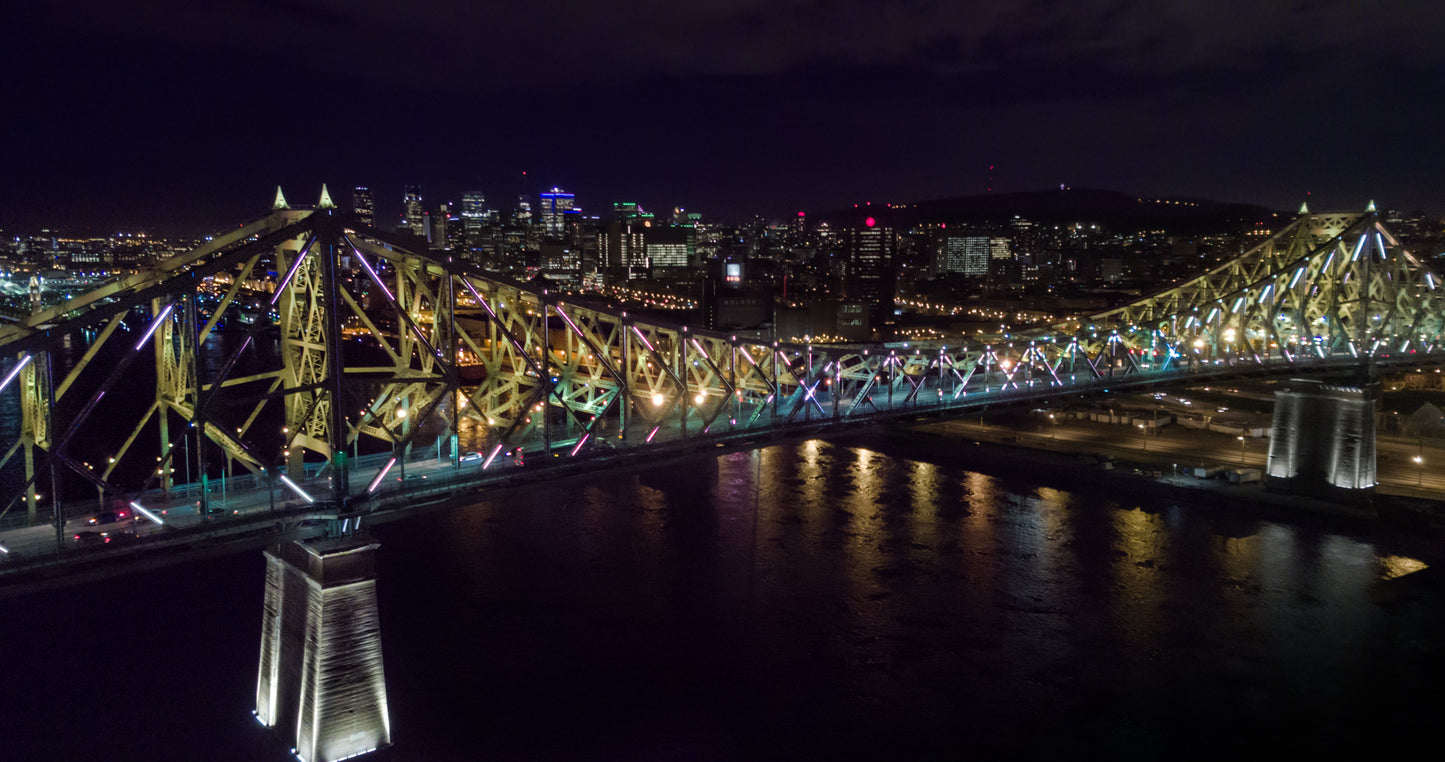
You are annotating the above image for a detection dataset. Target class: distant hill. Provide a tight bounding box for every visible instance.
[826,187,1284,234]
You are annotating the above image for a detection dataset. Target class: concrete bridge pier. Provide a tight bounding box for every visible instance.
[1266,378,1380,500]
[256,536,391,762]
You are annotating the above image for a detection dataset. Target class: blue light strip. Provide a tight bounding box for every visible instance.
[130,501,165,525]
[279,475,314,503]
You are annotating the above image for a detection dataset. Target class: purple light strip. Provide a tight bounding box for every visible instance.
[134,303,175,351]
[350,246,396,302]
[270,237,317,305]
[0,354,33,394]
[632,326,655,351]
[367,458,397,493]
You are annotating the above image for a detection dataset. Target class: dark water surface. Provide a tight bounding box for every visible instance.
[4,436,1444,760]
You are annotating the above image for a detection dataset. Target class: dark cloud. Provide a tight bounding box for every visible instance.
[44,0,1445,86]
[2,0,1442,231]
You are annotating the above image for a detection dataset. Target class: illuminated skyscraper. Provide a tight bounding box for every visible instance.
[990,237,1012,261]
[537,187,575,236]
[848,217,896,325]
[352,187,374,227]
[402,186,424,236]
[461,192,488,252]
[645,226,689,270]
[943,235,992,277]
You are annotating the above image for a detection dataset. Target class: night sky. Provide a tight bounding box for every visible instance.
[3,1,1443,234]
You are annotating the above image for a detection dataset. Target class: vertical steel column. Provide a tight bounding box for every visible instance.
[44,352,63,547]
[804,346,811,422]
[21,354,43,523]
[448,273,459,469]
[730,339,739,426]
[938,348,945,403]
[187,288,209,517]
[318,214,350,508]
[619,315,629,441]
[676,330,687,438]
[832,353,840,420]
[542,298,552,458]
[878,351,890,410]
[772,344,780,418]
[155,296,174,494]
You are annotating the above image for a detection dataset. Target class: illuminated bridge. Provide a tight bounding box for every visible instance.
[2,190,1443,573]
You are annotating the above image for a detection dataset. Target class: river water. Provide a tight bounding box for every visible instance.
[3,434,1443,760]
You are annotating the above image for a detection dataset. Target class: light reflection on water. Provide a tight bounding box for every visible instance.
[5,432,1442,760]
[301,436,1445,757]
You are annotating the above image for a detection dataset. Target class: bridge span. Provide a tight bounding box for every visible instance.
[2,192,1443,577]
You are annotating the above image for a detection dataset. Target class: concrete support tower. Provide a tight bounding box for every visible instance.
[256,536,391,762]
[1266,378,1379,497]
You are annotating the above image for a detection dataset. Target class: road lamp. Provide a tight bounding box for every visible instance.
[1414,448,1424,489]
[1138,423,1149,452]
[1236,435,1246,466]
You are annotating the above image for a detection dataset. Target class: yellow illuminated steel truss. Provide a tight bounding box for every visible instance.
[2,197,1443,531]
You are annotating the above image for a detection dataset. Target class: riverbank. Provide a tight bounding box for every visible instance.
[855,421,1445,536]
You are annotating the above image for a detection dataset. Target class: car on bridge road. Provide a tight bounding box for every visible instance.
[86,509,132,526]
[72,528,136,546]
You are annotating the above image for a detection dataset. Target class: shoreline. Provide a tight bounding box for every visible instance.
[845,423,1445,537]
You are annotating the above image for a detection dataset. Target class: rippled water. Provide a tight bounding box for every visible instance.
[4,435,1443,760]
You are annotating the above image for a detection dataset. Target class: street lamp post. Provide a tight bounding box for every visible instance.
[1237,435,1246,466]
[1414,440,1424,488]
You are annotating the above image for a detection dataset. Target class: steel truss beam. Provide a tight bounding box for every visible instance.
[2,205,1442,530]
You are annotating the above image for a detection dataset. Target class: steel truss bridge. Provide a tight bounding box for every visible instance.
[1,190,1442,570]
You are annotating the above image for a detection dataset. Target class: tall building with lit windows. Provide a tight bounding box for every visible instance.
[402,186,424,236]
[848,217,896,325]
[943,235,992,277]
[461,192,488,252]
[537,187,575,236]
[352,186,374,227]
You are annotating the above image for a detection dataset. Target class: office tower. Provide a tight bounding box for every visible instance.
[515,195,532,225]
[990,237,1011,261]
[428,204,449,250]
[848,217,896,325]
[403,186,424,236]
[352,187,374,227]
[537,187,575,236]
[461,191,488,249]
[613,201,651,222]
[644,226,689,269]
[942,235,992,277]
[601,221,645,273]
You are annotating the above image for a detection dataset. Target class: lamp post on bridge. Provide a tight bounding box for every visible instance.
[1237,435,1247,466]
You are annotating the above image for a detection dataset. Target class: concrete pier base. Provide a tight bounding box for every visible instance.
[1266,378,1379,499]
[256,536,391,761]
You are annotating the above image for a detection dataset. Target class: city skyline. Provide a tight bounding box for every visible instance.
[3,1,1443,233]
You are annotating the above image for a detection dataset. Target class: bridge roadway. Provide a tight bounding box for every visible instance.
[0,353,1432,581]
